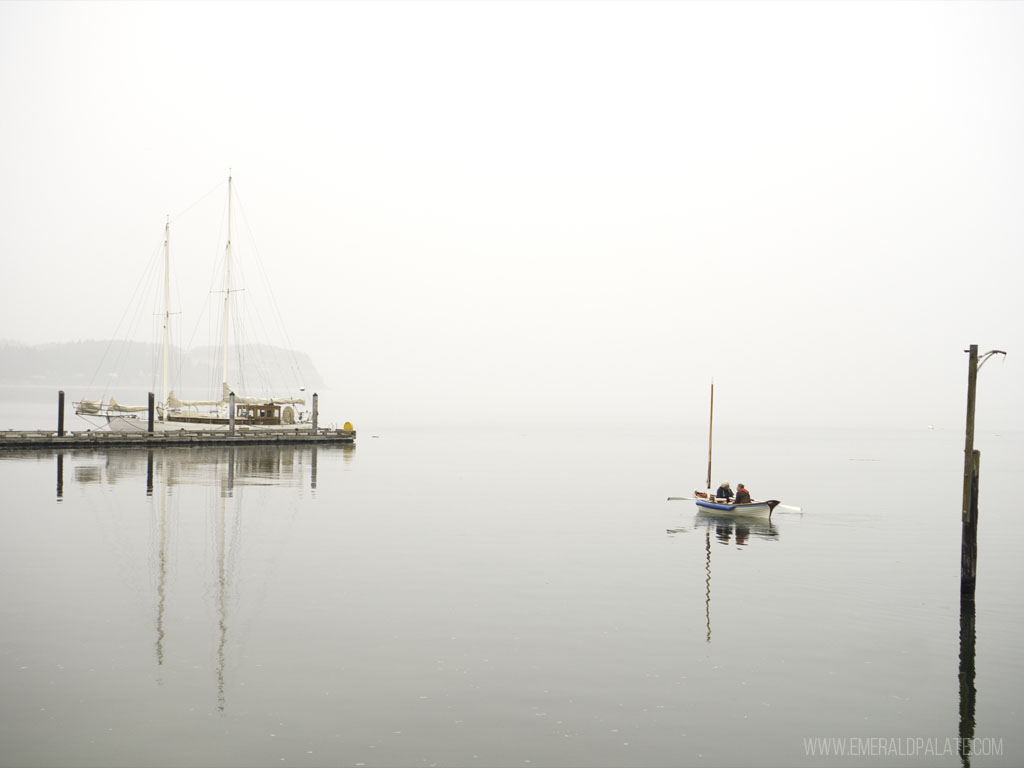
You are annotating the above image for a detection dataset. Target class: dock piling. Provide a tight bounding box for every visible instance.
[229,392,235,434]
[960,344,1006,600]
[57,391,65,437]
[148,393,155,433]
[312,393,319,431]
[961,450,980,598]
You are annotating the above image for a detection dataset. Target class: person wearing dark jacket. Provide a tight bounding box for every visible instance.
[734,484,751,504]
[715,482,733,501]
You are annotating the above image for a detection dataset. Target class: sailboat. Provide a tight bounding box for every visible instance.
[75,175,312,432]
[691,380,779,517]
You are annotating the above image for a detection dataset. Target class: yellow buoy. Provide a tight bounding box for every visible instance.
[343,421,354,431]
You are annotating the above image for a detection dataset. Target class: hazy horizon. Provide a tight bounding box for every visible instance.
[2,1,1021,433]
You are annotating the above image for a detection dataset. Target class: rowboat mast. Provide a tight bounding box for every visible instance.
[705,379,714,494]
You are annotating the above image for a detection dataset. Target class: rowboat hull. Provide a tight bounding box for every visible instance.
[694,497,779,516]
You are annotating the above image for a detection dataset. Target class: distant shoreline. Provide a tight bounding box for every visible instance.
[0,340,324,390]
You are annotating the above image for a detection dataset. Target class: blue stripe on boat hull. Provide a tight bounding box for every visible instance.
[694,498,779,515]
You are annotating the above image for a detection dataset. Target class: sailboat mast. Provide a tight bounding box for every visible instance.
[222,172,232,393]
[162,215,170,421]
[706,379,714,491]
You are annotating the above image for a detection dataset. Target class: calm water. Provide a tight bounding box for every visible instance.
[1,387,1022,767]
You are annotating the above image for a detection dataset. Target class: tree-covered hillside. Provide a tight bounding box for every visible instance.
[0,340,324,393]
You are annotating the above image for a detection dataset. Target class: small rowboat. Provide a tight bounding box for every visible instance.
[688,380,786,518]
[694,491,779,517]
[668,381,798,518]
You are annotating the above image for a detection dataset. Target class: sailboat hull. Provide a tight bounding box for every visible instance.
[101,414,313,433]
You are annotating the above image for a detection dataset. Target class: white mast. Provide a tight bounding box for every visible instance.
[162,215,170,421]
[222,172,232,395]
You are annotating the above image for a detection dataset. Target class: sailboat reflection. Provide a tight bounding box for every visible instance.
[692,510,779,643]
[59,443,353,493]
[56,443,353,711]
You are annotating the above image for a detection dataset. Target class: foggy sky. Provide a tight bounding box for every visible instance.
[1,1,1021,431]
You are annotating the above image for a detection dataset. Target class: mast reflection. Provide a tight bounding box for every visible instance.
[691,510,780,643]
[54,443,352,491]
[55,443,353,712]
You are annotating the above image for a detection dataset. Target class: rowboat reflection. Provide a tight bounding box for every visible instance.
[692,510,780,643]
[696,509,779,546]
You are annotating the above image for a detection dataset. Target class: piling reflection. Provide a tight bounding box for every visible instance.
[49,443,353,497]
[958,598,977,768]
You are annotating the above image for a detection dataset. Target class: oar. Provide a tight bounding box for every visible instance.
[667,496,696,501]
[776,503,803,512]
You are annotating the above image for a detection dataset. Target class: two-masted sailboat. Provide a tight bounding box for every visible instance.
[76,174,312,432]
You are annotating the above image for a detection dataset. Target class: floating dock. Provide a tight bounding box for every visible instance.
[1,391,355,451]
[0,428,356,450]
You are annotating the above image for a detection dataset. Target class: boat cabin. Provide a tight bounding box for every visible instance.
[237,403,282,425]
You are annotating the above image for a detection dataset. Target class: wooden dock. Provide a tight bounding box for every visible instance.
[0,428,356,450]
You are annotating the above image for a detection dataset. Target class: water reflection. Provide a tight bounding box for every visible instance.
[37,444,354,712]
[695,509,779,546]
[45,443,354,496]
[156,479,168,669]
[959,598,977,768]
[674,511,780,644]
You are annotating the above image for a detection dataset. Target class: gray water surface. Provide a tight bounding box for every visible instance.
[0,412,1020,767]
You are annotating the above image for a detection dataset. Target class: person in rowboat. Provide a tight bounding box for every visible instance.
[715,482,733,501]
[734,484,751,504]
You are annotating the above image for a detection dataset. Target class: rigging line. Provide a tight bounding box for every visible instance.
[234,184,307,391]
[164,249,185,400]
[181,188,232,397]
[85,235,166,393]
[234,275,276,393]
[232,263,278,394]
[168,178,226,227]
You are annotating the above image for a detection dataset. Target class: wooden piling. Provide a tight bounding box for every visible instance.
[960,346,980,600]
[148,392,155,433]
[959,343,1005,598]
[58,391,65,437]
[961,346,978,524]
[961,450,980,598]
[229,392,235,435]
[312,393,319,431]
